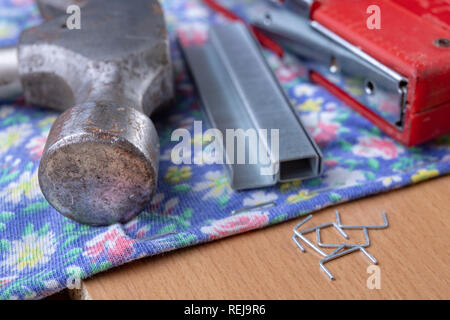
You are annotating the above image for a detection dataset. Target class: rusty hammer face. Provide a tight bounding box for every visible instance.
[15,0,173,225]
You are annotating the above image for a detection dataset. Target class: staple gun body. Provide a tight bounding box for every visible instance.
[255,0,450,146]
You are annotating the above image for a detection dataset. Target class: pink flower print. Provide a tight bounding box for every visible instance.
[84,227,134,263]
[200,212,269,240]
[26,135,47,160]
[313,121,339,147]
[352,136,403,160]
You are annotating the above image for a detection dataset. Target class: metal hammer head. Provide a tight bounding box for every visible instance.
[39,101,159,225]
[18,0,173,225]
[19,0,173,114]
[36,0,89,20]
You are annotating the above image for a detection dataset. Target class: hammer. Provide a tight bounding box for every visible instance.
[0,0,173,225]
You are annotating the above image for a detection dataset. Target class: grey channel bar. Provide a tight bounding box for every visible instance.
[178,22,322,190]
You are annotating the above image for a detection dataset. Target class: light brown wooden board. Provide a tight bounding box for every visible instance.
[78,175,450,299]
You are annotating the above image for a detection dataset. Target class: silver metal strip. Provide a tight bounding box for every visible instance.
[252,7,409,129]
[0,46,22,98]
[179,23,322,190]
[284,0,315,18]
[310,21,405,83]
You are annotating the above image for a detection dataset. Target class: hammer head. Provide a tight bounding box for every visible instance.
[19,0,173,115]
[36,0,88,20]
[39,101,159,226]
[18,0,173,225]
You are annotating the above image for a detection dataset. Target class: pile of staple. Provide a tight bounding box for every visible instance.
[292,210,389,280]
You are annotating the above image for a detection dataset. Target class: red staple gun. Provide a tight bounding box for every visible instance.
[253,0,450,146]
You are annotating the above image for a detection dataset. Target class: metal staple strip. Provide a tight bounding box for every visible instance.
[231,201,276,215]
[179,22,322,190]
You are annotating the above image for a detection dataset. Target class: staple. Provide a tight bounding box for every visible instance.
[291,214,311,253]
[328,244,347,256]
[293,214,313,230]
[231,201,276,215]
[180,22,322,190]
[292,234,306,252]
[335,210,341,225]
[319,246,378,280]
[398,161,439,173]
[299,222,349,240]
[292,217,349,255]
[293,229,328,257]
[135,230,177,241]
[335,210,389,229]
[304,185,342,196]
[316,227,370,248]
[292,214,315,254]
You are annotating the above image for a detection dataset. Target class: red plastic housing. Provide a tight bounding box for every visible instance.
[310,0,450,146]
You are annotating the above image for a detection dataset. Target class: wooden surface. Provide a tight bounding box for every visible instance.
[79,175,450,299]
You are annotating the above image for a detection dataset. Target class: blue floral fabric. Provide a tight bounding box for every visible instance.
[0,0,449,299]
